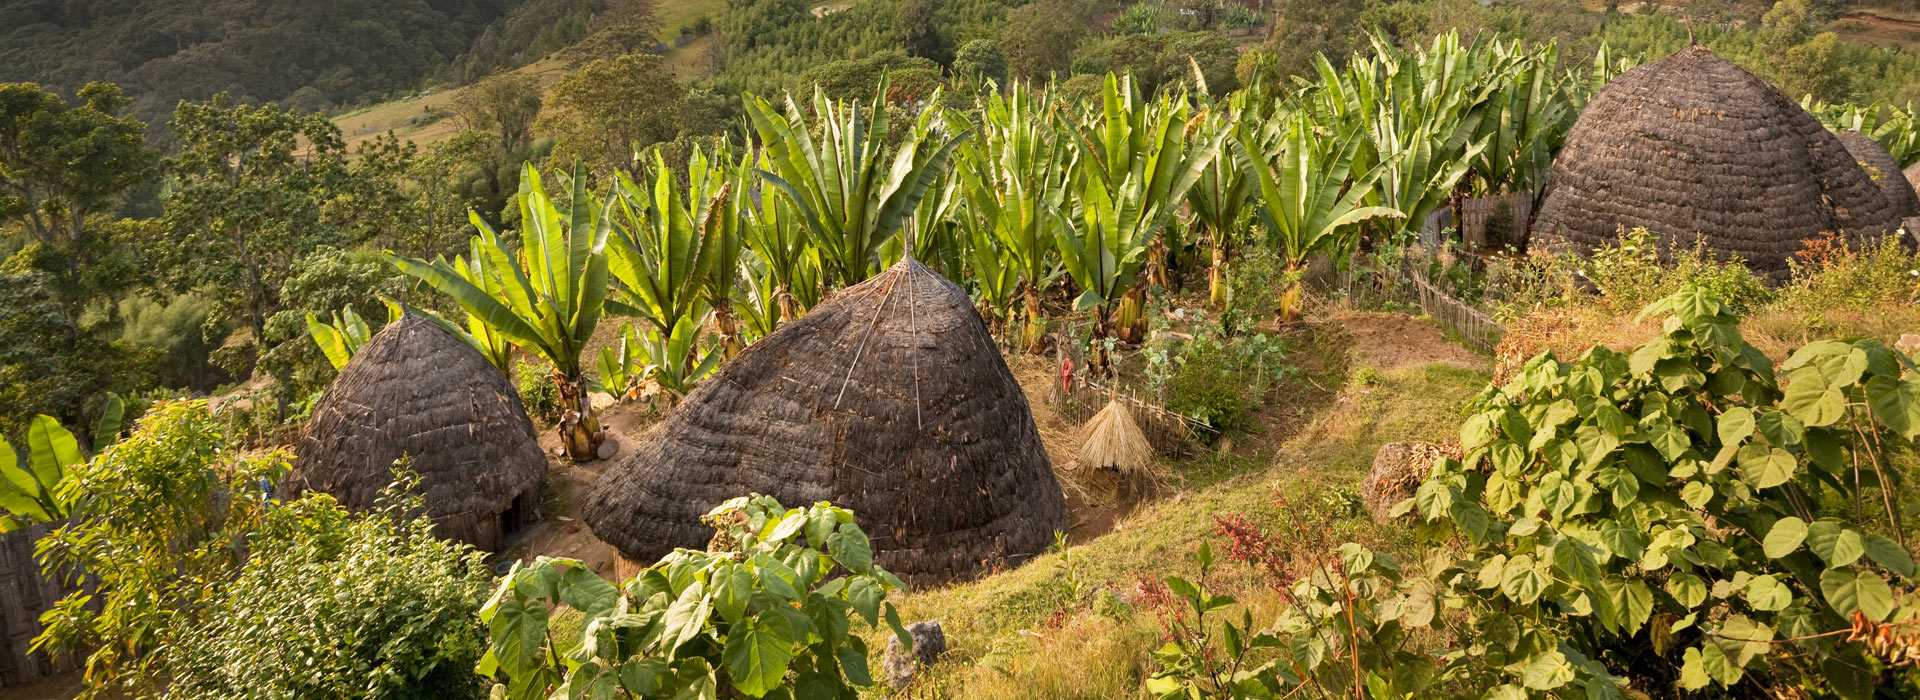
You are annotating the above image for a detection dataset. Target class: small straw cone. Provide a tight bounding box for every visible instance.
[1076,399,1155,478]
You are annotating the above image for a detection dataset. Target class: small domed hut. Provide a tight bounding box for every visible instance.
[294,314,546,550]
[584,258,1067,586]
[1531,45,1904,280]
[1835,129,1920,219]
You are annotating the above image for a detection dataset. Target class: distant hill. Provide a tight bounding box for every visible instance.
[0,0,523,135]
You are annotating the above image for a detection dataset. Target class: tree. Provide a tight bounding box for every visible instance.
[387,166,611,461]
[0,82,154,252]
[1001,0,1089,81]
[893,0,950,64]
[953,38,1008,85]
[451,73,543,155]
[158,95,353,348]
[537,52,687,179]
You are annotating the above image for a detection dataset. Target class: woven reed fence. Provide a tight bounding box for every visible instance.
[0,524,66,686]
[1386,261,1505,353]
[1459,192,1535,251]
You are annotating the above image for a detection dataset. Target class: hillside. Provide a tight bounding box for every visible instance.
[0,0,523,136]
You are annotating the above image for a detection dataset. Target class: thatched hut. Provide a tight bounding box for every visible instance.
[293,314,546,551]
[1836,130,1920,219]
[1531,45,1903,280]
[0,524,65,686]
[584,257,1066,585]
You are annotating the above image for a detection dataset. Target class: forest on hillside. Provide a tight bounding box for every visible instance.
[0,0,524,136]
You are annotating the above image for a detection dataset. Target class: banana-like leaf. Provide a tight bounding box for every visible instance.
[26,415,82,493]
[92,392,125,450]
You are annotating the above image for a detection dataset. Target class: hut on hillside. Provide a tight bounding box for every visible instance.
[1836,130,1920,219]
[293,314,546,551]
[583,257,1067,586]
[1531,45,1904,280]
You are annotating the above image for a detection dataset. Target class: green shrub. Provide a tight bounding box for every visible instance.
[515,359,560,425]
[1147,307,1292,439]
[1578,228,1773,316]
[478,495,912,698]
[1409,286,1920,695]
[167,472,492,700]
[1777,233,1919,313]
[35,402,289,698]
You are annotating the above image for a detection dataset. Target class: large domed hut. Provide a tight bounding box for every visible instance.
[1835,129,1920,219]
[1530,45,1904,280]
[293,313,547,551]
[583,257,1067,586]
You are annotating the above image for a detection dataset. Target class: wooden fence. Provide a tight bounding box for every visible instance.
[1386,260,1506,353]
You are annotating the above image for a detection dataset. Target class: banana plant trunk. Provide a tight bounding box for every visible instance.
[712,304,745,357]
[1208,231,1231,309]
[1020,286,1048,354]
[1114,284,1149,344]
[553,370,603,462]
[1276,262,1307,325]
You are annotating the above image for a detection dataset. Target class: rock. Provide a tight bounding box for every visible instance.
[883,620,946,689]
[1362,442,1460,523]
[1897,334,1920,354]
[595,435,620,460]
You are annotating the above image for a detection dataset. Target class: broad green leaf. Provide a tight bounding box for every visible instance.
[662,580,713,650]
[1865,375,1920,439]
[1762,517,1808,559]
[1780,367,1845,427]
[1807,521,1866,567]
[1743,575,1792,611]
[828,524,874,574]
[1715,407,1754,446]
[723,613,798,697]
[1501,554,1547,604]
[1820,569,1895,622]
[25,415,81,490]
[92,393,124,450]
[1736,445,1796,489]
[1665,572,1707,609]
[1863,534,1916,577]
[1520,649,1573,690]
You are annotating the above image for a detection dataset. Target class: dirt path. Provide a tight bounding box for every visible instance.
[1332,310,1489,372]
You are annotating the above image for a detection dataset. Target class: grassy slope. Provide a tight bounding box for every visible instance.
[332,0,729,150]
[870,314,1493,698]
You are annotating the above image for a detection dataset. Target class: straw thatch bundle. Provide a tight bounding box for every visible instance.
[1362,442,1460,523]
[1531,45,1903,281]
[583,257,1066,585]
[1906,162,1920,200]
[1837,130,1920,219]
[1072,399,1164,499]
[293,314,546,551]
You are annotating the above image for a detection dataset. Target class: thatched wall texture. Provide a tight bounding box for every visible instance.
[294,315,546,551]
[0,524,64,686]
[584,258,1067,586]
[1531,45,1903,280]
[1837,130,1920,219]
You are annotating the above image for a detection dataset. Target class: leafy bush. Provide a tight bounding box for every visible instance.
[35,402,289,698]
[515,359,561,425]
[167,472,492,699]
[1480,228,1771,322]
[1146,309,1292,438]
[1778,233,1919,314]
[1410,286,1920,695]
[478,495,912,698]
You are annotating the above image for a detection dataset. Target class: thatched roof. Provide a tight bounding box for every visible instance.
[293,314,546,548]
[583,257,1066,585]
[1837,130,1920,219]
[1531,45,1903,280]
